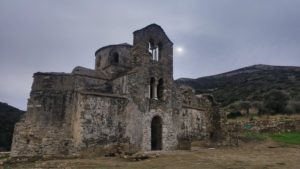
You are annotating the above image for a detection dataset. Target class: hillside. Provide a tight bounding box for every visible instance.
[0,102,25,151]
[176,64,300,107]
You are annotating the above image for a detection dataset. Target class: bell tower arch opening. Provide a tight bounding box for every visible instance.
[151,116,162,150]
[157,78,164,100]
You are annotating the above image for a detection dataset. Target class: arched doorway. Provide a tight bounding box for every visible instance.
[151,116,162,150]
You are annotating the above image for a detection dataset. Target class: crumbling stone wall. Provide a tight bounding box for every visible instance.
[11,73,77,157]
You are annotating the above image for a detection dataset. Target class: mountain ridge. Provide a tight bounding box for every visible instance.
[176,64,300,107]
[177,64,300,80]
[0,102,25,151]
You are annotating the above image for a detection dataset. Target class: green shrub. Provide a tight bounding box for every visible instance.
[263,90,289,114]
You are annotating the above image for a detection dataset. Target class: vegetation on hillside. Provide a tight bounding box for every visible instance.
[176,64,300,115]
[176,64,300,105]
[0,102,25,151]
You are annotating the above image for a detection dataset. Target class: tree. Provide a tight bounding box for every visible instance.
[239,101,251,116]
[263,90,289,114]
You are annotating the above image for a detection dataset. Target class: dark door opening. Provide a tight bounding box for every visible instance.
[151,116,162,150]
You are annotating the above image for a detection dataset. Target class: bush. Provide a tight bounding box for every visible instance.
[285,100,300,114]
[227,101,252,116]
[227,111,242,119]
[263,90,289,114]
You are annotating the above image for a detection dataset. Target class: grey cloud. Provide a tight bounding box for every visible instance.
[0,0,300,109]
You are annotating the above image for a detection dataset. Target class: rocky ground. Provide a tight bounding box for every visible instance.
[2,140,300,169]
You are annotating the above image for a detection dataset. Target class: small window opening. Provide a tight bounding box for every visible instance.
[148,41,154,54]
[157,78,164,100]
[150,77,156,99]
[188,97,192,105]
[112,52,119,64]
[157,42,163,61]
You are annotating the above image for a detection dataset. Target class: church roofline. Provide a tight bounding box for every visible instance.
[95,43,132,56]
[72,66,110,80]
[133,23,173,45]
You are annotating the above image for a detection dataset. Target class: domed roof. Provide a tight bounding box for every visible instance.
[95,43,132,56]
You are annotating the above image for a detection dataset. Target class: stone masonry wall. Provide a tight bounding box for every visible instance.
[74,94,128,149]
[224,117,300,133]
[11,73,77,157]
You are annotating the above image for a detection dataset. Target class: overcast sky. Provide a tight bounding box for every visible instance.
[1,0,300,110]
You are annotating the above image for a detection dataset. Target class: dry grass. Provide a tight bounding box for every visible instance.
[4,140,300,169]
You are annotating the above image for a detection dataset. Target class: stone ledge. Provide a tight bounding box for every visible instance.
[182,104,206,111]
[79,91,128,99]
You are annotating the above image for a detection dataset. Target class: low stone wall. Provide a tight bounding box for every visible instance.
[220,116,300,146]
[226,117,300,133]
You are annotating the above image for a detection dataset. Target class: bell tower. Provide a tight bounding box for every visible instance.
[131,24,174,108]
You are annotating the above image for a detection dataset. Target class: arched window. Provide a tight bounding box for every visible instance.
[157,78,163,100]
[154,47,159,61]
[112,52,119,64]
[148,40,160,61]
[148,40,154,57]
[151,116,162,150]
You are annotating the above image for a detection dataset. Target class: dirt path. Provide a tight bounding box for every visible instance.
[4,141,300,169]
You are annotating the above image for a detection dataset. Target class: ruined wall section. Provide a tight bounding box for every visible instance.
[73,75,111,93]
[111,74,129,96]
[176,108,208,142]
[171,85,211,149]
[11,73,78,157]
[76,93,145,152]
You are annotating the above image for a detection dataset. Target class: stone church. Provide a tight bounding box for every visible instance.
[11,24,218,158]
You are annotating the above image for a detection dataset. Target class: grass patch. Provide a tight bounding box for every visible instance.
[240,132,300,145]
[269,132,300,145]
